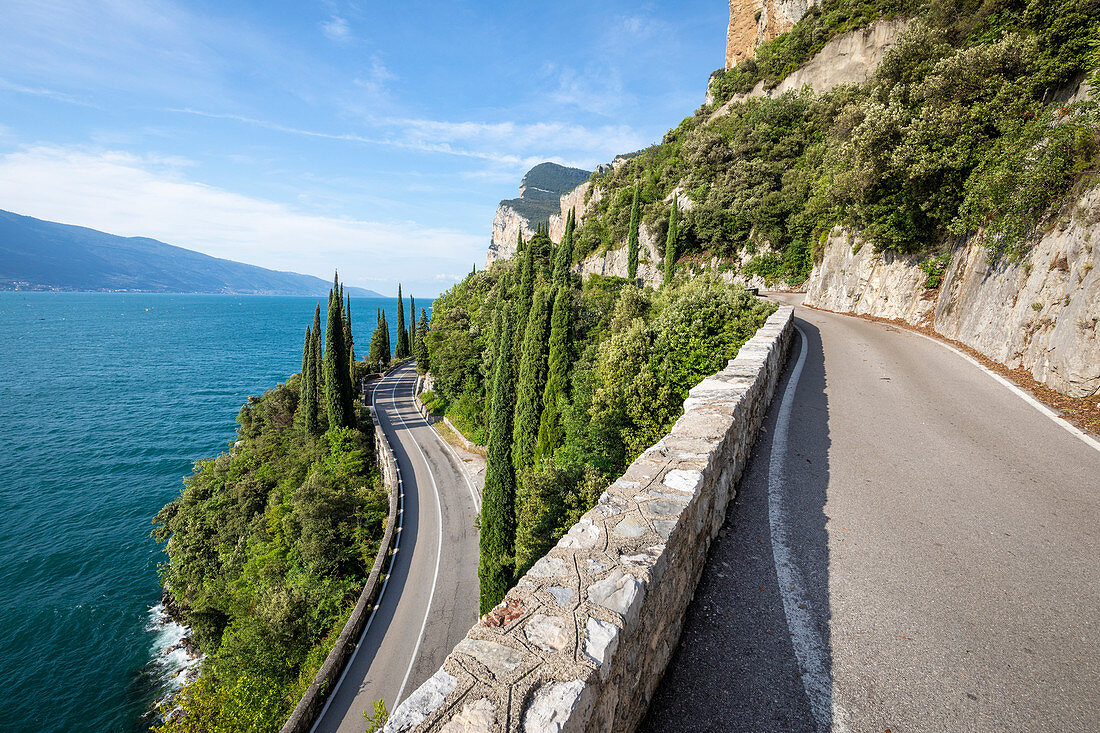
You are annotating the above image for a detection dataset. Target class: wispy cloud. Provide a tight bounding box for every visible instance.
[0,76,100,108]
[167,108,644,170]
[0,146,484,294]
[320,16,351,43]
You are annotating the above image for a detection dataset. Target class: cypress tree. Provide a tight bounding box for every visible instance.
[552,209,574,287]
[324,276,353,429]
[514,235,535,370]
[396,285,409,359]
[345,294,356,407]
[380,309,391,362]
[414,308,430,373]
[627,184,641,280]
[408,294,416,359]
[535,284,571,462]
[664,196,679,286]
[479,306,517,614]
[297,325,314,431]
[512,286,551,474]
[311,303,323,432]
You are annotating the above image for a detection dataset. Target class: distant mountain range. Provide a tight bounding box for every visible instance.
[0,209,382,296]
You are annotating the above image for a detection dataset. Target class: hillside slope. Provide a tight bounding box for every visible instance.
[0,209,381,296]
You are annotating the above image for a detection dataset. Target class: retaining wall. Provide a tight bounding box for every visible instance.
[384,305,795,732]
[282,401,402,733]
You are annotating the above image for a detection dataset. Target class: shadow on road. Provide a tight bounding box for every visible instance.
[639,317,835,732]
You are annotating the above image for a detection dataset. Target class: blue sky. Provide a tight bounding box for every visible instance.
[0,1,728,296]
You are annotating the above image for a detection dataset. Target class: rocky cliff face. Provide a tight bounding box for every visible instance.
[804,188,1100,398]
[712,18,909,120]
[726,0,821,68]
[486,163,590,267]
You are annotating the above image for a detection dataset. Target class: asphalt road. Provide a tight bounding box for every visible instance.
[642,294,1100,732]
[312,363,480,733]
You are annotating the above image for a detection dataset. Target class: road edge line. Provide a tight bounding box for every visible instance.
[767,325,848,733]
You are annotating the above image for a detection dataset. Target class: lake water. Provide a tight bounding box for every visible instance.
[0,292,429,732]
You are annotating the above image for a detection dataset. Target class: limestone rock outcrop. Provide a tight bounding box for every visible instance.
[726,0,821,68]
[712,18,909,121]
[803,187,1100,398]
[485,163,590,268]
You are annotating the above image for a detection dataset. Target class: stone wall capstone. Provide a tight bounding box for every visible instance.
[384,304,795,732]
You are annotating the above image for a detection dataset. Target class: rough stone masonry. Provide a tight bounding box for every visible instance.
[384,305,795,733]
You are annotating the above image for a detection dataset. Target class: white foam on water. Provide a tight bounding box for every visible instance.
[146,603,204,695]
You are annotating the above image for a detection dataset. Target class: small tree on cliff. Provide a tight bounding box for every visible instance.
[414,308,430,374]
[664,195,679,286]
[395,284,409,359]
[627,184,641,280]
[480,306,517,614]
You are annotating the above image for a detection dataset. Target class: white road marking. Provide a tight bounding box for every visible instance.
[907,330,1100,455]
[387,368,445,709]
[768,325,848,733]
[310,374,406,733]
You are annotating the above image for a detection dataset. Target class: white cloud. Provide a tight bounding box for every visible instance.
[320,16,351,43]
[169,108,645,171]
[0,146,484,294]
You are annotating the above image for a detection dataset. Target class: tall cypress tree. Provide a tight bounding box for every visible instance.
[414,308,430,373]
[345,294,356,406]
[627,184,641,280]
[380,309,391,362]
[514,235,536,373]
[311,303,323,432]
[395,285,409,359]
[664,196,679,286]
[479,306,517,614]
[297,325,314,432]
[535,283,572,463]
[324,276,353,429]
[408,294,416,359]
[512,286,551,474]
[552,209,574,287]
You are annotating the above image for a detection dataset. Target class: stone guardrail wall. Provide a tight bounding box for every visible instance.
[384,305,795,732]
[282,387,403,733]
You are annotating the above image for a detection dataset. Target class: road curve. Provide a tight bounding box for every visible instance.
[643,294,1100,732]
[312,363,479,733]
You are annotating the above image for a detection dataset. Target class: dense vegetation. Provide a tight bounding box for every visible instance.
[425,219,776,612]
[572,0,1099,284]
[152,276,400,732]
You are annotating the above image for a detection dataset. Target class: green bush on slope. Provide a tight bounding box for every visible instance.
[152,379,387,732]
[575,0,1099,284]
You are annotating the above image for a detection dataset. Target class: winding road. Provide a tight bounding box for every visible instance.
[643,293,1100,732]
[312,363,480,733]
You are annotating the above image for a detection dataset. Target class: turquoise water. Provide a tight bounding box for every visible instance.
[0,293,428,732]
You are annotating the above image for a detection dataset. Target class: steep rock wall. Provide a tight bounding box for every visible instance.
[486,206,537,267]
[726,0,821,68]
[712,18,909,121]
[804,188,1100,398]
[549,182,595,243]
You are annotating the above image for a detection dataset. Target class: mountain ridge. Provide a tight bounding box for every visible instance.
[0,209,382,296]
